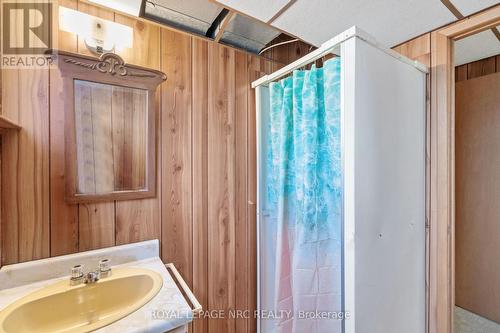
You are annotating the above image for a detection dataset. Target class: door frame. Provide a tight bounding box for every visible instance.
[428,5,500,333]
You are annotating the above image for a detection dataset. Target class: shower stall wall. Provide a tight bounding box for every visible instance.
[254,27,427,333]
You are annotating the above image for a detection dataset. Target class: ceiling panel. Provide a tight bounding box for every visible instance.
[220,14,281,53]
[455,27,500,66]
[215,0,291,23]
[451,0,498,16]
[213,0,463,48]
[271,0,456,47]
[145,0,222,35]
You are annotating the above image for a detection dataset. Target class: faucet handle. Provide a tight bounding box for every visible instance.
[99,259,111,278]
[71,264,84,279]
[70,264,84,285]
[99,259,110,272]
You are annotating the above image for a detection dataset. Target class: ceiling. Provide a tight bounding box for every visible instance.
[94,0,499,60]
[214,0,499,49]
[455,27,500,66]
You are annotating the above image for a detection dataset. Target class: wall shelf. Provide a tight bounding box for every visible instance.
[0,115,21,131]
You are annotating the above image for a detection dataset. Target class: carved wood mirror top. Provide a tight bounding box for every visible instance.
[52,51,166,203]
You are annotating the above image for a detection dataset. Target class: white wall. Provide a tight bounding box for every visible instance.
[342,36,426,333]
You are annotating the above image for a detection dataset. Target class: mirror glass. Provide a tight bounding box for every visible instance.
[74,80,148,194]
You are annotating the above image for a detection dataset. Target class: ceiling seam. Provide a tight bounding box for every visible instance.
[491,27,500,42]
[439,0,464,19]
[267,0,297,24]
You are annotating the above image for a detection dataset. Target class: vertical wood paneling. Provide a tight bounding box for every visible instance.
[1,1,51,264]
[234,50,248,333]
[16,71,50,262]
[114,13,161,245]
[50,0,79,256]
[161,29,193,285]
[1,68,20,264]
[393,33,431,67]
[1,2,278,331]
[1,60,50,263]
[455,55,500,83]
[455,72,500,323]
[208,43,236,333]
[261,35,312,69]
[0,135,2,265]
[455,65,468,82]
[467,56,496,79]
[192,38,209,333]
[115,199,159,244]
[78,203,115,251]
[115,15,160,69]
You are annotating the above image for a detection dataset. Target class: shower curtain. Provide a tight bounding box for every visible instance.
[265,58,342,333]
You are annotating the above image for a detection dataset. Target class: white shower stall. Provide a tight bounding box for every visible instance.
[253,27,427,333]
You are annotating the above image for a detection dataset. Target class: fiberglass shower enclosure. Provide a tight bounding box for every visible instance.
[253,27,427,333]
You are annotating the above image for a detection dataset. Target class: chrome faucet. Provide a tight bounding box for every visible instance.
[70,259,112,286]
[84,271,100,284]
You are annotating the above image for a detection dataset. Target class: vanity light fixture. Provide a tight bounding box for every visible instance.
[59,6,133,54]
[87,0,144,17]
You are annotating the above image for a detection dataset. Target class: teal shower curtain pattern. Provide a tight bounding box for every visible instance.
[265,58,342,333]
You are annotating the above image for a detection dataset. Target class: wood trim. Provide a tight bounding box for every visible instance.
[214,11,236,43]
[438,5,500,40]
[427,4,500,332]
[429,30,454,333]
[53,51,167,86]
[192,37,209,333]
[0,115,21,131]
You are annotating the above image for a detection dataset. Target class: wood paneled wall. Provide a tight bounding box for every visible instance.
[455,54,500,81]
[4,2,481,332]
[0,1,284,333]
[455,70,500,323]
[393,34,431,67]
[260,34,313,65]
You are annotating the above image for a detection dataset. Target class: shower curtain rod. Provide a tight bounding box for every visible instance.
[251,26,428,88]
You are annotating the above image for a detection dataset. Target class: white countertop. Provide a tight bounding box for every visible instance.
[0,240,193,333]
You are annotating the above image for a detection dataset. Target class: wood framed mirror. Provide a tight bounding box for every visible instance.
[53,51,166,203]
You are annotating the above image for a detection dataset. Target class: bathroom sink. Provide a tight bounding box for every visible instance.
[0,267,163,333]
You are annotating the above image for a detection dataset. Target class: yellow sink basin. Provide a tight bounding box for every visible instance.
[0,267,163,333]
